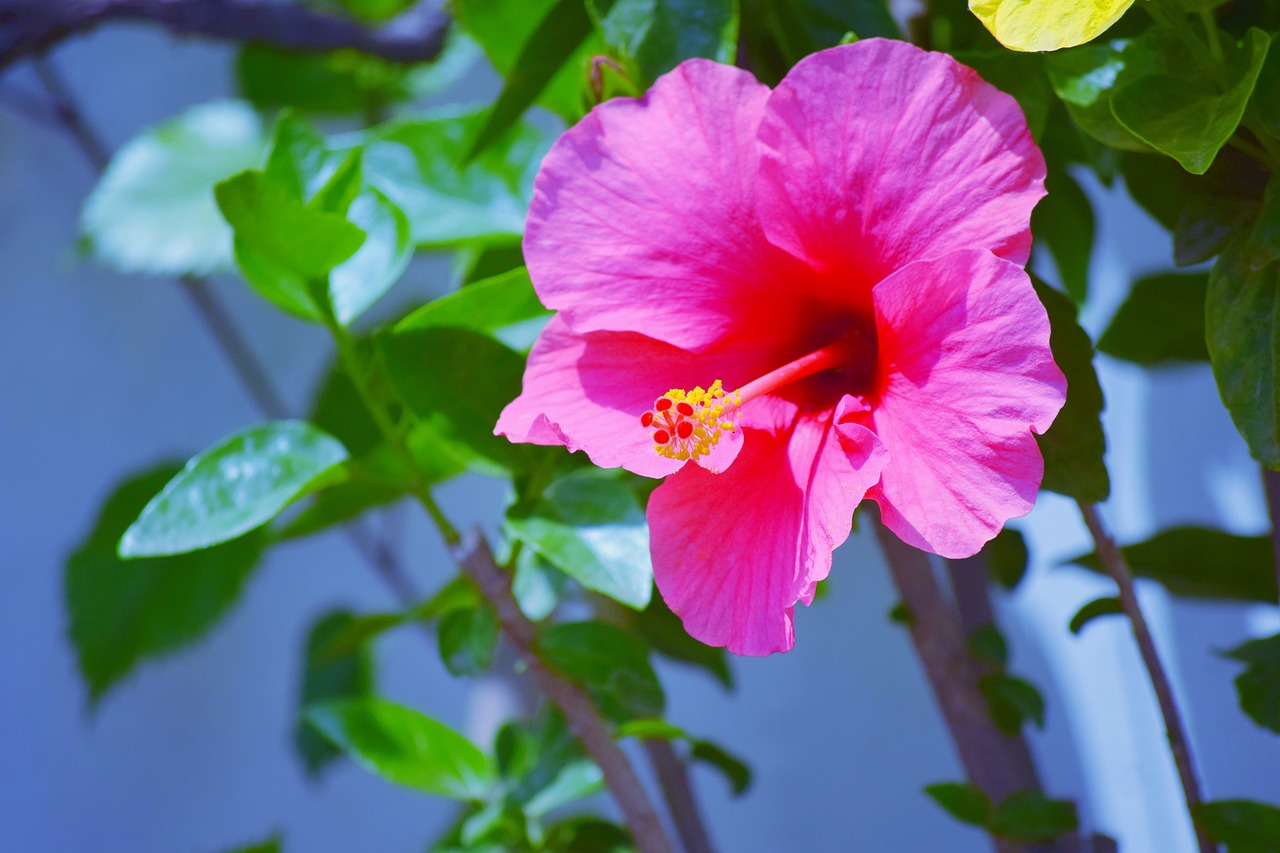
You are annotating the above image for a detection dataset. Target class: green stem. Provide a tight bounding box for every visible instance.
[1198,7,1222,62]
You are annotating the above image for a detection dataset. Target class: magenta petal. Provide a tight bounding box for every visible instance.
[866,250,1066,558]
[524,59,808,352]
[495,316,743,478]
[755,39,1045,292]
[649,405,886,656]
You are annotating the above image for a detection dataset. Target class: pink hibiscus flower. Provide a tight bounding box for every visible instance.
[497,38,1066,656]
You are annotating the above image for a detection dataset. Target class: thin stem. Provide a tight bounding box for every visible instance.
[1076,503,1215,853]
[1198,8,1222,62]
[643,739,715,853]
[32,56,109,170]
[1262,468,1280,605]
[873,519,1037,853]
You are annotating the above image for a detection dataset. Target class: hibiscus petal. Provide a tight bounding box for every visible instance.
[524,59,810,352]
[495,315,745,478]
[755,39,1045,301]
[866,250,1066,558]
[649,403,886,656]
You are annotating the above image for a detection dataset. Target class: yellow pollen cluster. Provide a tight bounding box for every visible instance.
[640,380,740,462]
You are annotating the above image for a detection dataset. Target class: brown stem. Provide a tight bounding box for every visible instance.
[643,739,715,853]
[1,0,448,72]
[1076,503,1215,853]
[457,536,674,853]
[1261,468,1280,605]
[874,520,1033,853]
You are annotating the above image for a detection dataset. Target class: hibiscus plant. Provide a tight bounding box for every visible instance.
[13,0,1280,850]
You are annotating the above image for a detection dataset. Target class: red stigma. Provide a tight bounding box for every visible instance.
[640,411,654,427]
[653,428,671,445]
[676,421,694,439]
[676,401,694,417]
[655,397,673,412]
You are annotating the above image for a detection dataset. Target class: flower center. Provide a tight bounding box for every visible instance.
[641,334,870,461]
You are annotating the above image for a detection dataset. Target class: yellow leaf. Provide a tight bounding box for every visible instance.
[969,0,1135,52]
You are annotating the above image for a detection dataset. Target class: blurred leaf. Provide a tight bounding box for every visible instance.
[120,421,348,558]
[1068,596,1124,634]
[986,527,1029,591]
[66,466,263,704]
[512,547,566,621]
[1255,41,1280,139]
[397,267,550,352]
[81,100,265,276]
[969,625,1008,668]
[296,610,374,775]
[1112,29,1269,175]
[543,818,635,853]
[1097,271,1209,365]
[990,792,1079,841]
[1224,634,1280,732]
[438,605,500,677]
[315,577,482,661]
[508,469,653,610]
[924,782,991,827]
[264,112,350,203]
[690,739,751,796]
[1046,41,1151,153]
[537,621,664,722]
[981,673,1046,735]
[1119,151,1182,231]
[324,0,416,23]
[1068,526,1278,602]
[743,0,897,80]
[1249,175,1280,268]
[361,109,549,247]
[453,0,599,122]
[328,187,412,325]
[1207,240,1280,467]
[308,353,385,457]
[587,0,738,86]
[524,759,605,818]
[306,698,493,799]
[1033,280,1110,502]
[223,836,281,853]
[238,46,411,114]
[467,0,599,159]
[1196,800,1280,852]
[614,718,686,740]
[636,592,732,688]
[379,326,527,472]
[1033,168,1094,302]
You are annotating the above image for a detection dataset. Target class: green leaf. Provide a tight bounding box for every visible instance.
[1033,168,1095,303]
[588,0,738,86]
[969,625,1009,668]
[743,0,898,80]
[507,468,654,610]
[1046,41,1151,153]
[544,818,636,853]
[379,325,527,472]
[1112,29,1270,175]
[1097,271,1209,365]
[437,605,500,677]
[296,610,374,776]
[305,698,493,799]
[238,45,411,114]
[990,791,1079,841]
[1224,634,1280,732]
[66,466,264,704]
[636,591,733,688]
[1249,175,1280,268]
[980,673,1046,735]
[326,0,417,22]
[120,421,348,558]
[81,100,266,276]
[1207,240,1280,467]
[524,759,606,818]
[1068,526,1278,602]
[512,547,567,621]
[690,739,752,796]
[986,527,1029,591]
[222,836,281,853]
[1196,800,1280,852]
[465,0,596,158]
[264,112,349,204]
[924,782,992,827]
[1254,39,1280,139]
[329,187,412,325]
[396,267,549,350]
[1068,596,1124,634]
[1033,280,1110,502]
[453,0,599,122]
[537,621,664,722]
[360,108,550,247]
[216,170,366,320]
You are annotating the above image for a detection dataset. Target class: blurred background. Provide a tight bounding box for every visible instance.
[2,11,1279,853]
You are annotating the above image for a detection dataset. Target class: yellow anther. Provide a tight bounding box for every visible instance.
[641,379,739,461]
